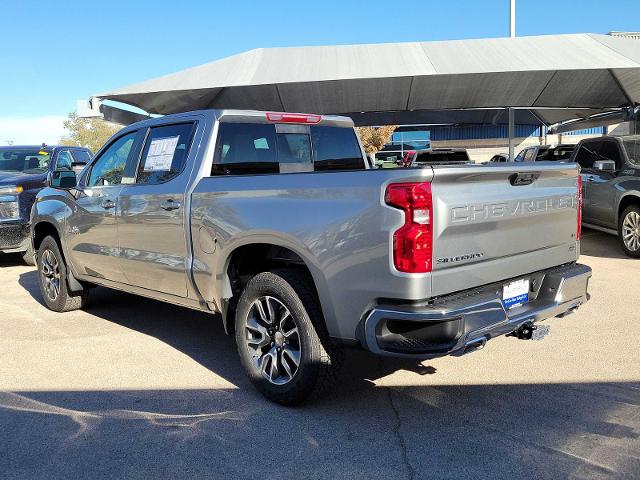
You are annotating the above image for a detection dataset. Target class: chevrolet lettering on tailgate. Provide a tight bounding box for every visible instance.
[451,195,576,224]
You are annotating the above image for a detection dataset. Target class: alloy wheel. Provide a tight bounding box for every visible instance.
[40,249,61,301]
[244,295,301,385]
[622,211,640,252]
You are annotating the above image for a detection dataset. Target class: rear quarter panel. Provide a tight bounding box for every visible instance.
[190,168,434,340]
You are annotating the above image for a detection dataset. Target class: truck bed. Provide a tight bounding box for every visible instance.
[190,161,581,341]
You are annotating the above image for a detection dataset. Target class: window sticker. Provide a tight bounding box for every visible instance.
[144,136,179,171]
[254,138,269,149]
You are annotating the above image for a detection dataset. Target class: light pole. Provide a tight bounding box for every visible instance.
[508,0,516,160]
[510,0,516,38]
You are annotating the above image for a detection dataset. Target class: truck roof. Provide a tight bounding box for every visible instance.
[127,109,355,129]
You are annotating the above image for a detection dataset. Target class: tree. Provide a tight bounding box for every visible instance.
[355,125,397,154]
[59,112,121,153]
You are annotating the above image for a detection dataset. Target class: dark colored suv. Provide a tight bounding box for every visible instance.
[410,148,471,165]
[570,135,640,257]
[0,145,92,264]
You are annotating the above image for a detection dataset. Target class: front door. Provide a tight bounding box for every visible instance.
[573,141,600,223]
[66,131,138,281]
[117,122,198,297]
[586,140,622,229]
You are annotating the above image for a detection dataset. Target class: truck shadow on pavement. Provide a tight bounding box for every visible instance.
[10,268,640,480]
[0,253,29,268]
[580,228,634,260]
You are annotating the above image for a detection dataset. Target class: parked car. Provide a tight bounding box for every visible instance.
[570,135,640,257]
[515,144,575,162]
[32,110,591,404]
[409,148,471,166]
[375,142,429,168]
[0,144,91,264]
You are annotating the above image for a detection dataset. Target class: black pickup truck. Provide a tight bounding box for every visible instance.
[0,145,91,264]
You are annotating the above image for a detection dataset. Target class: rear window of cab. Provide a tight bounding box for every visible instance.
[211,123,364,175]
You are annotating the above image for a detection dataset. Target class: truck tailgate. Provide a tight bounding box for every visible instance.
[429,162,580,296]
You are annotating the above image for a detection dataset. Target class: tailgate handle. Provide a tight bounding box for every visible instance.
[509,172,539,186]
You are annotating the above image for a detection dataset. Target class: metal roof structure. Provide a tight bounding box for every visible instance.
[94,33,640,127]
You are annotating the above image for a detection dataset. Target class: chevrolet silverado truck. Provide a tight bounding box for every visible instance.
[570,135,640,257]
[0,145,91,264]
[31,110,591,404]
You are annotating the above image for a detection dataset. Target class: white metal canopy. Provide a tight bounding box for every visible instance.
[94,33,640,126]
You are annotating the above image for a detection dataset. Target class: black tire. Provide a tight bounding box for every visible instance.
[618,205,640,258]
[36,235,89,312]
[234,269,343,405]
[21,242,36,266]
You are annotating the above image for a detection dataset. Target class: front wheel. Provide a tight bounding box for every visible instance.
[618,206,640,258]
[234,269,342,405]
[37,235,88,312]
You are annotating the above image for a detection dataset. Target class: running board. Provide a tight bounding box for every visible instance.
[583,223,617,236]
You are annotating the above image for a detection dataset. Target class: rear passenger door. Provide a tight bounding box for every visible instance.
[116,121,198,297]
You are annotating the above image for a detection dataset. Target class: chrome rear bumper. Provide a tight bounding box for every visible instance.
[361,263,592,358]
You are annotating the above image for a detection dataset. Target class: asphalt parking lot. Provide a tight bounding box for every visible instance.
[0,229,638,480]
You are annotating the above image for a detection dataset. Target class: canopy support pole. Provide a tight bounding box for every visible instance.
[508,107,515,161]
[510,0,516,37]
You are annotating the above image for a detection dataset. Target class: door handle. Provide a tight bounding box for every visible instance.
[161,199,181,211]
[586,175,596,182]
[101,199,116,209]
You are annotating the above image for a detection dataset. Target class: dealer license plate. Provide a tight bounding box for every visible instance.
[503,278,529,309]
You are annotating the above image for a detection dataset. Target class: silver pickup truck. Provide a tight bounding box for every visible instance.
[31,110,591,404]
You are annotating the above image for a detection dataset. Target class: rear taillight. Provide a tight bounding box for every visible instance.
[577,175,583,240]
[266,112,322,124]
[385,182,433,273]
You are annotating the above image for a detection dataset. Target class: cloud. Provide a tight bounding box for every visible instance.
[0,115,67,146]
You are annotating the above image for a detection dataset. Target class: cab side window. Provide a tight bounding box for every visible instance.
[523,148,535,162]
[88,132,137,187]
[55,150,74,171]
[598,141,623,170]
[574,142,597,169]
[136,123,196,185]
[71,149,92,164]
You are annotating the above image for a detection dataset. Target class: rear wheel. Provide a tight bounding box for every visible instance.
[618,205,640,258]
[234,269,342,405]
[37,236,88,312]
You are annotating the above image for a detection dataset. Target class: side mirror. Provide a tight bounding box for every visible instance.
[48,170,77,189]
[594,160,615,172]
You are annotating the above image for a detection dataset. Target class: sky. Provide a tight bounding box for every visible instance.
[1,0,639,144]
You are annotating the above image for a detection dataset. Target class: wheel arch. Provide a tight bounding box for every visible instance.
[32,221,62,252]
[32,220,85,293]
[219,241,330,335]
[618,193,640,222]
